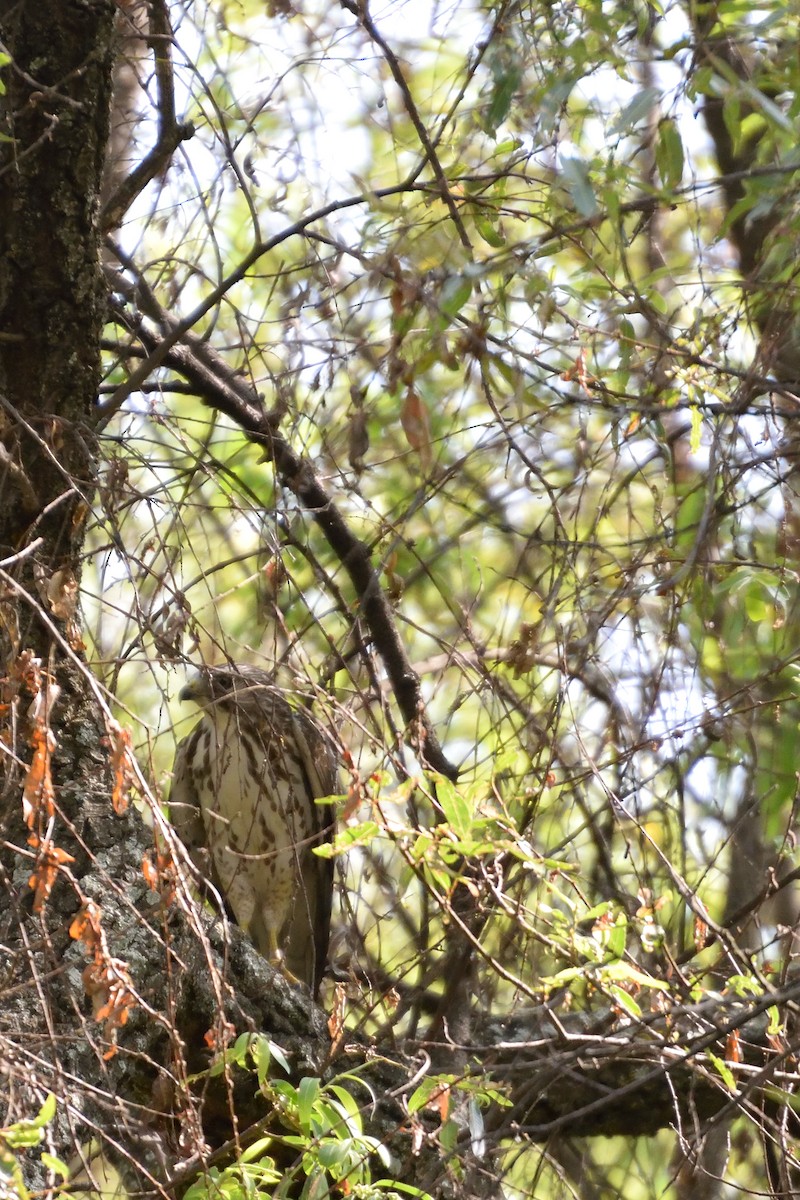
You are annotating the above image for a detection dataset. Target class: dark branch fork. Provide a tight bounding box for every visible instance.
[103,258,459,784]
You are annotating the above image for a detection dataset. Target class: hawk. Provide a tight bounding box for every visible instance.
[170,665,336,997]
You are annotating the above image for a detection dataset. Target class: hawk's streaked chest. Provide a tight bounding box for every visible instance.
[187,707,315,929]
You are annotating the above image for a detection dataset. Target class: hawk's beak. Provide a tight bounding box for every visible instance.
[179,677,202,703]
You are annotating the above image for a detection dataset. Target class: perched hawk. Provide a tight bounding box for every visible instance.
[170,665,336,996]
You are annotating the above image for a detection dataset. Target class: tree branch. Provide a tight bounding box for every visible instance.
[104,264,460,781]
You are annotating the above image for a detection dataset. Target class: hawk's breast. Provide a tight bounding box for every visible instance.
[189,708,315,939]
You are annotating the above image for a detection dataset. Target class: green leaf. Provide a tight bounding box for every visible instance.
[325,1085,364,1131]
[436,776,473,840]
[324,821,380,856]
[35,1094,56,1126]
[373,1182,434,1199]
[655,118,684,190]
[297,1077,320,1136]
[301,1167,331,1200]
[267,1039,291,1074]
[240,1138,276,1164]
[690,403,702,454]
[708,1051,738,1093]
[767,1005,783,1038]
[559,154,598,217]
[605,917,627,960]
[408,1076,453,1115]
[610,87,661,135]
[607,986,642,1018]
[601,961,670,991]
[2,1126,44,1150]
[39,1153,69,1180]
[253,1036,271,1089]
[474,214,506,248]
[484,63,523,135]
[439,275,472,320]
[740,80,793,132]
[439,1118,459,1152]
[722,93,742,156]
[316,1139,351,1172]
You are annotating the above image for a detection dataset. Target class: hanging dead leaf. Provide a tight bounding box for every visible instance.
[725,1028,742,1066]
[142,847,177,906]
[624,412,642,439]
[70,898,137,1058]
[83,955,137,1058]
[13,650,42,695]
[348,408,369,473]
[104,721,133,815]
[400,387,432,469]
[327,982,347,1053]
[383,548,404,601]
[22,723,56,829]
[27,833,75,912]
[560,347,594,394]
[693,917,708,951]
[47,568,78,621]
[262,554,288,597]
[69,898,104,950]
[71,500,89,537]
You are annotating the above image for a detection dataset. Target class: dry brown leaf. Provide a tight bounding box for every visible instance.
[400,387,432,469]
[27,833,75,912]
[103,720,134,815]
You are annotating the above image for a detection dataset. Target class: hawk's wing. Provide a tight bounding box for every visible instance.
[279,710,337,995]
[169,721,219,888]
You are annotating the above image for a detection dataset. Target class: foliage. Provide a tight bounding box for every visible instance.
[0,1095,67,1200]
[186,1035,425,1200]
[84,0,800,1190]
[5,0,800,1195]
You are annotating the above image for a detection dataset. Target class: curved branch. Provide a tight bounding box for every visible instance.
[104,265,459,781]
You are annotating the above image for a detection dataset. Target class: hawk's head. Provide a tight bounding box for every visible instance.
[179,665,274,713]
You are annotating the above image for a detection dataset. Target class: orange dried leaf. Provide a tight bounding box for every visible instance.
[71,500,90,533]
[327,982,347,1047]
[141,854,159,890]
[22,724,56,829]
[105,722,134,815]
[14,651,42,694]
[341,779,363,823]
[142,848,177,906]
[262,555,288,596]
[80,928,138,1050]
[390,284,404,317]
[561,348,593,394]
[624,412,642,439]
[400,388,432,467]
[69,899,104,948]
[384,987,400,1013]
[95,985,133,1027]
[726,1029,742,1064]
[65,621,86,653]
[27,834,75,912]
[46,568,79,622]
[430,1084,451,1122]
